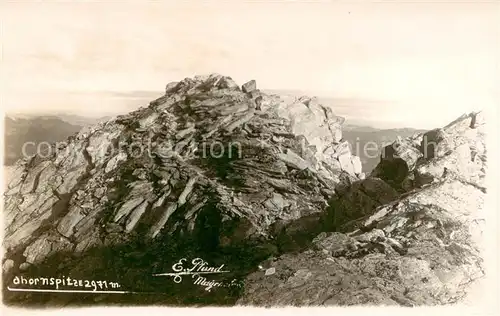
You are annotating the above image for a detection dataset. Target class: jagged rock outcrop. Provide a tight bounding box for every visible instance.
[3,74,360,281]
[371,112,486,192]
[413,112,486,189]
[238,112,486,306]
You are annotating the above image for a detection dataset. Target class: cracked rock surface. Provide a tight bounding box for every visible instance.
[238,112,486,306]
[2,74,486,307]
[3,74,362,306]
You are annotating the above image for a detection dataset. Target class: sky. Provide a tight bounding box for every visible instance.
[1,1,499,128]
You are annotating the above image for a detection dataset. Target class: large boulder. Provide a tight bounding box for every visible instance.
[370,134,422,191]
[326,177,399,231]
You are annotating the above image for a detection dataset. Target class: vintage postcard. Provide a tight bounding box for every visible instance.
[1,0,498,314]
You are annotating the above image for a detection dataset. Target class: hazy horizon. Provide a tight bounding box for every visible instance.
[2,1,498,129]
[2,88,488,130]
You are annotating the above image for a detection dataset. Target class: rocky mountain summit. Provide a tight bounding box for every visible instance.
[2,74,486,307]
[3,74,362,305]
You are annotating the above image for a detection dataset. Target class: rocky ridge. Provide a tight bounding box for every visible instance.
[3,74,363,305]
[238,112,486,306]
[371,112,486,191]
[2,74,486,306]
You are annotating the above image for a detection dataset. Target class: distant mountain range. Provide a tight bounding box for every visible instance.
[3,113,424,174]
[341,125,425,173]
[6,113,112,127]
[4,116,84,165]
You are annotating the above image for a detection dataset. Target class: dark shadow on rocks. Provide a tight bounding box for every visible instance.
[193,139,245,188]
[370,159,410,192]
[2,201,327,307]
[1,230,270,307]
[325,177,399,232]
[272,213,326,253]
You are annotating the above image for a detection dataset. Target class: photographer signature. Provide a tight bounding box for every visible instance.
[153,258,242,292]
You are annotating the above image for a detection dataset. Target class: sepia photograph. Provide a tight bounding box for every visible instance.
[1,0,498,313]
